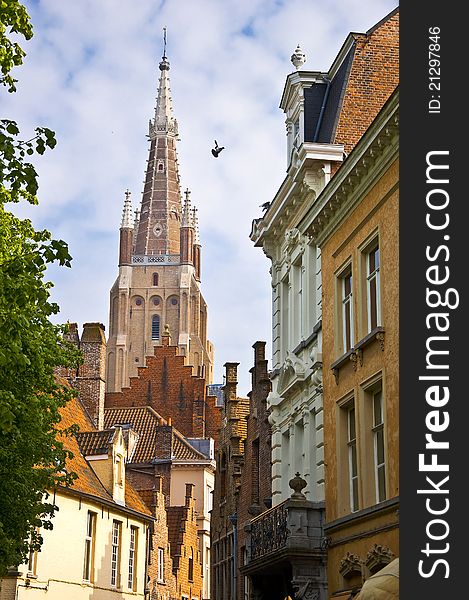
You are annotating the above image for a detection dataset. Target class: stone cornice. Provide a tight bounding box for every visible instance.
[280,70,327,112]
[250,143,344,254]
[299,90,399,245]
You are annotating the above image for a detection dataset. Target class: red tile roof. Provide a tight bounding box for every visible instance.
[104,405,208,463]
[57,396,151,517]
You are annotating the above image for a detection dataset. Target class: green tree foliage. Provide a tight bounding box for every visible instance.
[0,1,79,574]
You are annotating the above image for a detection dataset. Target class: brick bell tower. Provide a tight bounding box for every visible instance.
[106,41,214,393]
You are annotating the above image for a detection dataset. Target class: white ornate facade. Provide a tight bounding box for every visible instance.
[251,58,344,505]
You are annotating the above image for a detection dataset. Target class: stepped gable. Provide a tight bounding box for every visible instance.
[104,405,208,463]
[166,483,202,598]
[105,343,221,443]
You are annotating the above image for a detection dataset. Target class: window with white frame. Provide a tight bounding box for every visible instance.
[347,404,359,512]
[366,241,381,331]
[83,511,96,581]
[128,526,138,591]
[340,266,354,353]
[27,528,40,577]
[111,520,122,587]
[158,547,165,582]
[372,388,386,502]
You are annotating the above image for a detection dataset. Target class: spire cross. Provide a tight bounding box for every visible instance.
[184,188,191,201]
[163,27,167,59]
[125,189,131,200]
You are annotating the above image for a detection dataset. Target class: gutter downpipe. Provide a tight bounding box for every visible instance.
[229,513,238,600]
[313,78,331,142]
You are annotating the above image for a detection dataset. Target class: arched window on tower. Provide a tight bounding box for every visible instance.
[153,273,159,286]
[151,315,160,340]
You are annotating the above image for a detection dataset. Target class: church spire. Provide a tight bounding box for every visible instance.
[149,28,178,139]
[134,28,182,257]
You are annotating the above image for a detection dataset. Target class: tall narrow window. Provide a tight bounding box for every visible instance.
[251,438,260,505]
[158,547,165,583]
[373,389,386,502]
[27,528,40,577]
[83,512,96,581]
[342,268,353,352]
[348,405,359,512]
[188,547,194,581]
[220,452,226,500]
[128,526,138,591]
[111,520,122,587]
[367,243,381,330]
[151,315,160,340]
[153,272,159,286]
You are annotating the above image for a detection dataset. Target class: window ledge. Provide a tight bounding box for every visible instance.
[331,348,356,383]
[331,328,385,384]
[354,326,385,353]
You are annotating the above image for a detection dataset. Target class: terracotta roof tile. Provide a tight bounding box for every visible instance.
[58,397,151,517]
[75,429,116,456]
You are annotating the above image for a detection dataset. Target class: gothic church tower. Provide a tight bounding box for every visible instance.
[106,48,214,393]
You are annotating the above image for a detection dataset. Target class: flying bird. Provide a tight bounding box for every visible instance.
[211,140,225,157]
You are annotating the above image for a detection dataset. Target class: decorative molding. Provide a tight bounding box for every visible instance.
[365,544,395,574]
[339,552,362,579]
[292,580,320,600]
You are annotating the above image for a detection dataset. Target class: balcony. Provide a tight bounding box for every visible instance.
[242,474,327,600]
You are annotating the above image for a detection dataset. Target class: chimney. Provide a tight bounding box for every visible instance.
[76,323,107,429]
[223,362,239,403]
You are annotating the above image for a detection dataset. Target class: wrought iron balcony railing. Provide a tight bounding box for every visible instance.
[250,500,289,560]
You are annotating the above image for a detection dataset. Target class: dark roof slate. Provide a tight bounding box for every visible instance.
[104,405,207,463]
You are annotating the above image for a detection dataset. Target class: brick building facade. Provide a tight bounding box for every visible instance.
[247,7,399,600]
[211,362,250,600]
[236,342,272,600]
[105,328,221,442]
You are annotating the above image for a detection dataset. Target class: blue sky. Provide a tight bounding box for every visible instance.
[5,0,397,395]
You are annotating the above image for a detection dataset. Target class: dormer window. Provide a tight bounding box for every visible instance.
[116,454,124,486]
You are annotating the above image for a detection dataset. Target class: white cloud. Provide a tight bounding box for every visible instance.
[6,0,397,394]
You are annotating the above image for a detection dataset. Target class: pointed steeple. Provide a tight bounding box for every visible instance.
[149,29,179,139]
[134,29,183,257]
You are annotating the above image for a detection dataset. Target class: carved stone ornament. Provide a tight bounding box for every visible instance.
[289,472,307,498]
[292,580,319,600]
[339,552,362,579]
[365,544,395,574]
[285,227,301,250]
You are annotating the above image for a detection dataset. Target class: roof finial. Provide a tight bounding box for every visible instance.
[291,44,306,69]
[160,27,169,71]
[193,207,200,244]
[182,188,192,227]
[121,189,134,229]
